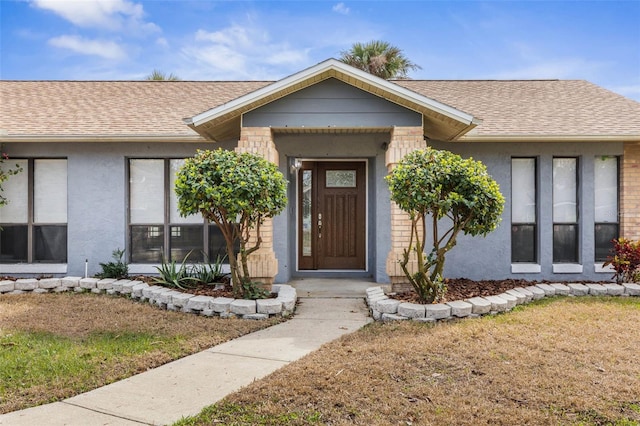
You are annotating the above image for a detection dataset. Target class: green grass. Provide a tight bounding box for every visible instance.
[0,293,280,413]
[174,403,323,426]
[0,330,180,399]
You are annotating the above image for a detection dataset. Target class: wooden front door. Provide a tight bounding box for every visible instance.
[298,161,366,270]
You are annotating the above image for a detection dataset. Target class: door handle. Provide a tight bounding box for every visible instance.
[318,213,322,238]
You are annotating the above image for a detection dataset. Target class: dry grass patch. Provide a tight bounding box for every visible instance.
[0,292,281,413]
[178,297,640,426]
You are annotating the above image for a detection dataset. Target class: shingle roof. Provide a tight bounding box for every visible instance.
[0,81,270,139]
[1,78,639,141]
[395,79,640,139]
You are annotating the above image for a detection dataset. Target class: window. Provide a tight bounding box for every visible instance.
[511,158,537,263]
[553,158,579,263]
[594,156,618,262]
[128,159,229,263]
[0,159,68,263]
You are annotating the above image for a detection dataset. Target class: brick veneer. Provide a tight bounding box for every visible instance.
[621,142,640,240]
[385,126,426,291]
[237,127,279,166]
[235,127,279,286]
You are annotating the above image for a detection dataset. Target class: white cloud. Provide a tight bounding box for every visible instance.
[182,23,311,79]
[31,0,159,34]
[185,43,247,74]
[194,26,256,48]
[332,3,350,15]
[156,37,169,48]
[48,35,127,60]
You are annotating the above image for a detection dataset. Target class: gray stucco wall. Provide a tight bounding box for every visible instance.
[1,141,225,277]
[2,135,396,284]
[428,140,623,282]
[2,139,623,284]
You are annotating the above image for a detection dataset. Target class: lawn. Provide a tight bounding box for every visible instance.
[0,292,281,414]
[176,297,640,426]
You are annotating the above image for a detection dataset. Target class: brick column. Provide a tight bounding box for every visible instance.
[235,127,279,287]
[236,126,279,166]
[385,126,426,292]
[621,142,640,240]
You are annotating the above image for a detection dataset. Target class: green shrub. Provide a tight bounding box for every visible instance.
[153,253,197,290]
[190,253,229,285]
[385,148,504,303]
[604,238,640,283]
[96,248,128,279]
[175,149,287,298]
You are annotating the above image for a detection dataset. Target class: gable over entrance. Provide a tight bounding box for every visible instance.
[184,59,480,142]
[243,78,422,129]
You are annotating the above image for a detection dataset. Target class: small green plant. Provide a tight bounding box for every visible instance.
[604,237,640,283]
[241,280,271,300]
[153,253,197,289]
[190,253,229,285]
[190,263,216,286]
[96,248,128,279]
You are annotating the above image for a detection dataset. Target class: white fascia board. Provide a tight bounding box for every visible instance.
[0,134,206,143]
[458,134,640,143]
[185,59,476,127]
[336,63,476,125]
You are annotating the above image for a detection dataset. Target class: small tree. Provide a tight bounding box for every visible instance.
[385,148,505,303]
[0,145,23,207]
[174,149,287,298]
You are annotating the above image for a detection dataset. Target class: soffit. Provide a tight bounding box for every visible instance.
[272,127,392,135]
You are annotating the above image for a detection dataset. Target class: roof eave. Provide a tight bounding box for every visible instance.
[0,134,208,143]
[457,134,640,143]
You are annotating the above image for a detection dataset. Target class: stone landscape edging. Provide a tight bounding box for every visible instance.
[0,277,297,319]
[366,282,640,322]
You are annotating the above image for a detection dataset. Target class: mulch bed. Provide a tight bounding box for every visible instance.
[390,277,614,304]
[131,275,238,298]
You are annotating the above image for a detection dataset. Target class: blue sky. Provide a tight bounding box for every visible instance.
[1,0,639,101]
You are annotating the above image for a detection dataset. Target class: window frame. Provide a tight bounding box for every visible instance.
[127,158,230,264]
[552,157,580,264]
[594,156,619,263]
[511,157,538,264]
[0,158,68,264]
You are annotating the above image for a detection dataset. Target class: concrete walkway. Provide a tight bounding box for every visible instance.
[0,280,373,426]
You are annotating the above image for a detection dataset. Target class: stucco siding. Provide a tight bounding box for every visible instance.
[1,138,626,284]
[1,141,224,277]
[429,141,623,281]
